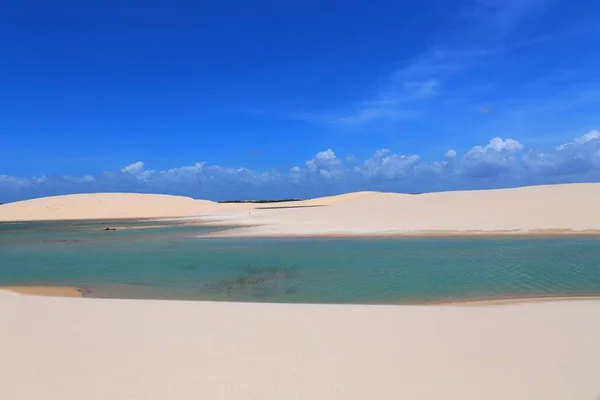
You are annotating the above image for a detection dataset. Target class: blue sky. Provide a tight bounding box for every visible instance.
[1,0,600,201]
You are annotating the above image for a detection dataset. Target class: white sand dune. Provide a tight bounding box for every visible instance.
[2,184,600,399]
[217,182,600,236]
[2,183,600,236]
[0,192,251,222]
[1,291,599,400]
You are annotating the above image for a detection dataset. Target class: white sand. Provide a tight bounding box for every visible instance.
[2,184,600,398]
[1,291,599,399]
[2,183,600,236]
[205,182,600,236]
[0,192,252,222]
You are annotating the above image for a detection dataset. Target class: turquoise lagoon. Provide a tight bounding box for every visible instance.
[1,220,600,304]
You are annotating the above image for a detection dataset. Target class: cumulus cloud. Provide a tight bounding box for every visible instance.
[304,149,345,179]
[523,130,600,176]
[445,149,457,158]
[461,137,525,177]
[159,162,205,183]
[121,161,155,181]
[2,129,600,202]
[360,152,421,181]
[121,161,145,174]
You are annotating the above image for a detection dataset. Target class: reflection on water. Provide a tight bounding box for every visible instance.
[1,220,600,304]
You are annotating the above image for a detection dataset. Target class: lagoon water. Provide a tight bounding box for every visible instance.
[1,220,600,304]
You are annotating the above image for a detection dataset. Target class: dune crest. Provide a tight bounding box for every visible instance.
[2,183,600,236]
[206,183,600,236]
[0,192,223,221]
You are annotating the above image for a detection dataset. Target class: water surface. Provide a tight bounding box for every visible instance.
[1,220,600,304]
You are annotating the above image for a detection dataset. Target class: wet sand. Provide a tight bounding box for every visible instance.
[427,294,600,306]
[0,285,84,298]
[4,284,600,308]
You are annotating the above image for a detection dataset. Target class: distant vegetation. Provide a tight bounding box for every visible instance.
[218,198,305,204]
[219,193,422,203]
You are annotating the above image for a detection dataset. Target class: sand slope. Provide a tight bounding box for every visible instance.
[1,291,599,400]
[207,183,600,236]
[2,183,600,235]
[0,192,250,221]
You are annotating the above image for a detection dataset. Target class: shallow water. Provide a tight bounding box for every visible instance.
[1,220,600,304]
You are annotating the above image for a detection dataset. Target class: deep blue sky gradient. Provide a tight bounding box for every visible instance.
[1,0,600,201]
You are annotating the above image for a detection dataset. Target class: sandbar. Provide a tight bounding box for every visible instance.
[0,285,84,298]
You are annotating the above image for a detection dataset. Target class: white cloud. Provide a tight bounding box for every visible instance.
[432,149,458,173]
[459,137,525,177]
[304,149,345,179]
[445,149,457,158]
[577,129,600,143]
[360,151,421,180]
[557,129,600,150]
[121,161,145,174]
[121,161,155,182]
[159,162,205,183]
[466,137,524,155]
[523,130,600,175]
[2,129,600,203]
[373,149,392,158]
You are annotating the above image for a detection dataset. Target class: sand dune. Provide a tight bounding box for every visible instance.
[1,291,599,400]
[2,183,600,236]
[207,183,600,236]
[0,192,250,222]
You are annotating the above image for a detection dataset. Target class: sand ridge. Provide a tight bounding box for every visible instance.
[202,182,600,236]
[0,192,252,222]
[2,183,600,236]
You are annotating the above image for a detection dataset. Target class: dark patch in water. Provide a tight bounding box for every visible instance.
[241,265,299,278]
[202,265,301,298]
[41,239,82,243]
[285,286,298,295]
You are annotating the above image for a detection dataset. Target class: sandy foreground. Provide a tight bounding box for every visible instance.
[1,183,600,236]
[0,291,599,400]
